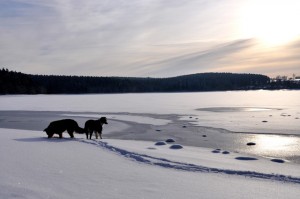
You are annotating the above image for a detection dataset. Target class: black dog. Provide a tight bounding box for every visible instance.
[84,117,108,139]
[44,119,84,138]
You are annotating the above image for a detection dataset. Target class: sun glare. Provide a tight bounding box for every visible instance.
[256,135,296,151]
[239,0,300,46]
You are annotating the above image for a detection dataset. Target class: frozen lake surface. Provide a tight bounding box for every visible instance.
[0,90,299,134]
[0,90,300,164]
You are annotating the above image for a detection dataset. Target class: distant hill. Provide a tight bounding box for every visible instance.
[0,68,274,94]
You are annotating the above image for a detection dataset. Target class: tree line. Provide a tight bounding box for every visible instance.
[0,68,276,94]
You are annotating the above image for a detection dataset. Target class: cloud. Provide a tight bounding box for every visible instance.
[132,37,300,77]
[0,0,300,77]
[133,39,256,76]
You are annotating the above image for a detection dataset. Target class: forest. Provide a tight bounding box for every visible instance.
[1,68,293,94]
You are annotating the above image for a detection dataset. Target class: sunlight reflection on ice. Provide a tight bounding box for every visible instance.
[256,135,297,151]
[240,134,300,161]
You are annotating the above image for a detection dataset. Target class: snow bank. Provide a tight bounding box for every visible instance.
[1,128,299,199]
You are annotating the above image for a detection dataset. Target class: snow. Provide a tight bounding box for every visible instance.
[0,92,300,198]
[1,128,300,199]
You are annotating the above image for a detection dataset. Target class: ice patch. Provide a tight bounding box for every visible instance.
[63,114,170,125]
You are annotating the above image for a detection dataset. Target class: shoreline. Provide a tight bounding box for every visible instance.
[1,110,300,164]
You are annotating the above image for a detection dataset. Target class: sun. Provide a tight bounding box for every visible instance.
[239,0,300,46]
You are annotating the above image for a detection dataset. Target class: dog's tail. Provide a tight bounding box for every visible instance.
[75,126,85,134]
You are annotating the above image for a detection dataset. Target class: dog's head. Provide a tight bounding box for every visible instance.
[43,127,49,133]
[100,117,108,124]
[44,128,54,138]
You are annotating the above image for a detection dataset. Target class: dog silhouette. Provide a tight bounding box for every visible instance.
[84,117,108,139]
[44,119,84,138]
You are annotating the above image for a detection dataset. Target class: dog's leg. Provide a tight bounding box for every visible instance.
[95,131,99,139]
[67,129,74,138]
[100,133,102,139]
[86,129,91,139]
[59,133,63,138]
[89,131,93,139]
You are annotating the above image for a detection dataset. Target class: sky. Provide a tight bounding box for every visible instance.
[1,0,300,78]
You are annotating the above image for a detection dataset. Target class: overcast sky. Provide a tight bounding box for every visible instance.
[1,0,300,77]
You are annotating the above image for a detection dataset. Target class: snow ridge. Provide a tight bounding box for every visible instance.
[79,139,300,184]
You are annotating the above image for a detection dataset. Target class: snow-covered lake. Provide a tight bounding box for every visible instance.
[1,91,300,198]
[0,90,299,134]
